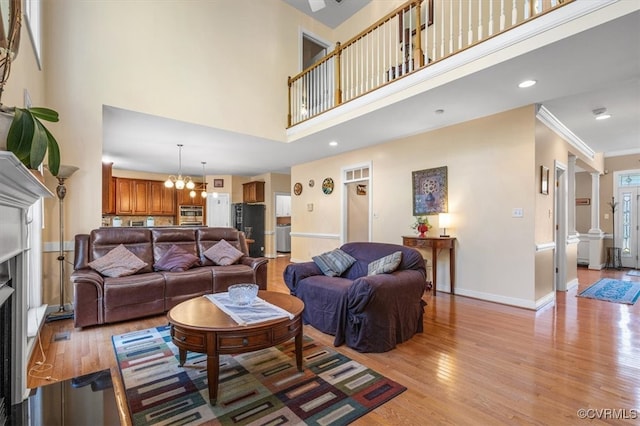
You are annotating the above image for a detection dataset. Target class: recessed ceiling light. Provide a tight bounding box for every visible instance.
[329,141,338,147]
[593,107,611,120]
[518,80,537,88]
[435,109,445,114]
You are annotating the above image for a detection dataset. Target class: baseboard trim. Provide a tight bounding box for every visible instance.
[455,288,540,310]
[566,278,579,291]
[535,291,556,310]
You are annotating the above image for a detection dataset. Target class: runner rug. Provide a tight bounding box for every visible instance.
[112,325,406,425]
[577,278,640,305]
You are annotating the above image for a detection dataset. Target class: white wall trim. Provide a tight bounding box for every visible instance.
[536,241,556,252]
[535,291,556,310]
[43,241,74,252]
[290,232,340,239]
[567,235,580,245]
[536,105,595,160]
[455,289,539,310]
[566,278,579,291]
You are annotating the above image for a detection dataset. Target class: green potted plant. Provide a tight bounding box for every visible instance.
[5,106,61,176]
[0,0,61,176]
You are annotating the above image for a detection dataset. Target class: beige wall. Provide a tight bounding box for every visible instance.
[575,171,592,233]
[292,106,539,305]
[534,119,567,299]
[15,1,631,308]
[33,0,334,305]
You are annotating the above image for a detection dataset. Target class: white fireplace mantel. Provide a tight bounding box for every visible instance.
[0,151,53,405]
[0,152,54,209]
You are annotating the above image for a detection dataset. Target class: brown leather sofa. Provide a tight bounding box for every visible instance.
[71,227,268,328]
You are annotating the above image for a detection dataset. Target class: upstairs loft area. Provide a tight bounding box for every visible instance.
[287,0,573,127]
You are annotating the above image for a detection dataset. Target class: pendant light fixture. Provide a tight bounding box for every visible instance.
[165,144,195,190]
[201,162,207,198]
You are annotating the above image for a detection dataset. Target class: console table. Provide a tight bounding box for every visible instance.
[402,236,456,295]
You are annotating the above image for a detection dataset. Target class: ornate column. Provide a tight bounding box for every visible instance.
[567,156,577,237]
[588,171,604,269]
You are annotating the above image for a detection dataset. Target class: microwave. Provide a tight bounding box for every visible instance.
[179,205,204,226]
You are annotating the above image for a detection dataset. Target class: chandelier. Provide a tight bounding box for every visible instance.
[190,161,208,198]
[164,144,195,190]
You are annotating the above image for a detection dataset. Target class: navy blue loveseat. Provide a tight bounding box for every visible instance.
[283,242,426,352]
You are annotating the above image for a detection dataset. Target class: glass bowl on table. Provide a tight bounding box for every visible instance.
[227,283,259,306]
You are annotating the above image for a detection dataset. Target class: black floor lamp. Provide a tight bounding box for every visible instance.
[47,165,79,322]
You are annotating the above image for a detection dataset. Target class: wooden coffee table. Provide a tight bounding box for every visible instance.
[166,290,304,404]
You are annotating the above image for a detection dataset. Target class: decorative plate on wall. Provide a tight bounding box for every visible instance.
[293,182,303,196]
[322,177,334,195]
[308,179,315,187]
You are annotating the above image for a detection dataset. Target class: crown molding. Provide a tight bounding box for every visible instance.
[536,105,595,160]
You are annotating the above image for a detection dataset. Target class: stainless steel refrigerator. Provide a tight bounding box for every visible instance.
[233,203,265,257]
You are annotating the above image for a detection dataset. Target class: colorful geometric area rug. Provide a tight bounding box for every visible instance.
[112,325,406,425]
[578,278,640,305]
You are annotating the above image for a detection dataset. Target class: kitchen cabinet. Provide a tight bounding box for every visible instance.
[116,178,149,215]
[149,181,176,215]
[176,187,206,207]
[102,162,115,214]
[113,178,177,216]
[132,180,149,215]
[115,178,134,215]
[276,195,291,217]
[243,181,265,203]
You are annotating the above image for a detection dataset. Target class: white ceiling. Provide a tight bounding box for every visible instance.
[281,0,372,28]
[103,7,640,178]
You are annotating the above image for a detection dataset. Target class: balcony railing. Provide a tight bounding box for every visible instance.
[288,0,572,127]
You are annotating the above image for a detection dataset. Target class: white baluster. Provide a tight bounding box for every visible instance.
[500,0,505,31]
[440,0,445,58]
[458,0,463,50]
[449,0,454,54]
[468,0,473,45]
[376,28,379,87]
[431,0,438,61]
[488,0,494,36]
[512,0,517,26]
[478,0,483,41]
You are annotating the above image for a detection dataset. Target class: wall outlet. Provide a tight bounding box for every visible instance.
[512,208,524,218]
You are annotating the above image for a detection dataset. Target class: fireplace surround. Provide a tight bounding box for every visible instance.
[0,152,53,420]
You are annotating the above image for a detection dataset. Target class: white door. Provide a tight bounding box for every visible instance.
[617,186,639,269]
[206,193,231,227]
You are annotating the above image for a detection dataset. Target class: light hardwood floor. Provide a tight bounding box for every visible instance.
[27,259,640,425]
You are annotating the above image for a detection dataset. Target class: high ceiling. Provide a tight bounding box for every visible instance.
[103,5,640,178]
[281,0,371,28]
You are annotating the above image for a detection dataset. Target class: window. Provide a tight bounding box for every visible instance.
[619,173,640,187]
[24,0,42,69]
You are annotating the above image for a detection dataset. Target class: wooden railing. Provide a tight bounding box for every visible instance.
[288,0,572,127]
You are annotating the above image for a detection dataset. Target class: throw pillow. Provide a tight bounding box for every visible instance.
[312,249,357,277]
[154,244,200,272]
[203,239,244,266]
[368,251,403,276]
[88,244,148,278]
